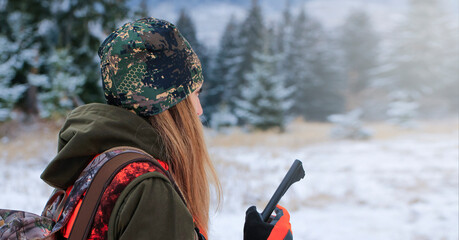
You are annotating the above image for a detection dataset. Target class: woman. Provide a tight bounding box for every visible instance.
[40,17,292,240]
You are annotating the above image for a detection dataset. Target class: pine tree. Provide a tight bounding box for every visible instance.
[232,0,266,117]
[51,0,129,104]
[328,109,372,140]
[235,28,292,131]
[176,9,200,50]
[176,9,210,81]
[0,36,28,121]
[0,0,51,119]
[385,0,455,116]
[36,49,85,118]
[339,10,380,110]
[386,90,419,128]
[0,0,130,122]
[210,104,238,132]
[273,1,294,118]
[205,15,242,123]
[287,8,344,121]
[275,0,293,55]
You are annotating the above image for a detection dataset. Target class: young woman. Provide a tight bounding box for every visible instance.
[40,17,292,240]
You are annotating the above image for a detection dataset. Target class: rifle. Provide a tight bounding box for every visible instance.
[261,159,305,222]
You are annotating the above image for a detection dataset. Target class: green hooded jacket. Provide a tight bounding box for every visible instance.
[40,103,196,240]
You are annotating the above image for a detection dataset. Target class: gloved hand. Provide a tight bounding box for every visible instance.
[243,205,293,240]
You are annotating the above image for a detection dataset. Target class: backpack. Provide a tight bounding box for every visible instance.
[0,147,184,240]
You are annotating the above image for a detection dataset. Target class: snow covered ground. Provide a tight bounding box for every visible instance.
[1,125,457,240]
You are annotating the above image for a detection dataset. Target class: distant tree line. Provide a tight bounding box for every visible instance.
[179,0,458,130]
[180,2,346,131]
[0,0,457,131]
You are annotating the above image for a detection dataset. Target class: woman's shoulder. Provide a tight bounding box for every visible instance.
[108,171,195,240]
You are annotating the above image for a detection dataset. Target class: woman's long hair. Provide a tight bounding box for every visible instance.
[148,97,221,237]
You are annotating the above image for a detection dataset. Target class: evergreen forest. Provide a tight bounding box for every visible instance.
[1,0,457,131]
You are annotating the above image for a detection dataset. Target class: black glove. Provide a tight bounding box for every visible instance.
[195,227,206,240]
[243,205,293,240]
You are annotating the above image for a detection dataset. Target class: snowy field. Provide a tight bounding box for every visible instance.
[0,122,457,240]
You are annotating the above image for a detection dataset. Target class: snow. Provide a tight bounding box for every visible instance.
[328,109,373,140]
[88,21,107,42]
[1,129,457,239]
[28,73,50,87]
[207,132,458,239]
[38,19,56,36]
[210,105,238,130]
[51,0,71,14]
[0,0,6,11]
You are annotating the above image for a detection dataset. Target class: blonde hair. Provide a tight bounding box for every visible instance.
[148,97,221,237]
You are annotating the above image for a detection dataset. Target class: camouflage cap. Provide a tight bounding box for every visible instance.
[98,17,203,116]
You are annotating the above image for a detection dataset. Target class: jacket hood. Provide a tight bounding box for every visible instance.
[41,103,167,189]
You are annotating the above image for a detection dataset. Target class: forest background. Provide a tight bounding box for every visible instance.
[1,0,457,130]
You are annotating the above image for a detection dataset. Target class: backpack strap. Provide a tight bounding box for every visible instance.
[67,150,184,240]
[44,189,67,222]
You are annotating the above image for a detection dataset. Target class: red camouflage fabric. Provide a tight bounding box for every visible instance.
[46,147,167,239]
[86,161,162,239]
